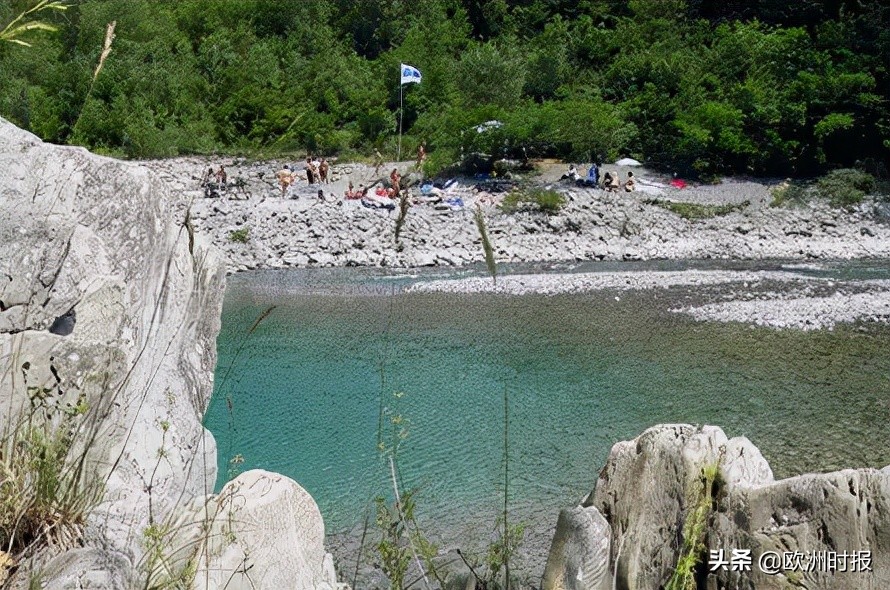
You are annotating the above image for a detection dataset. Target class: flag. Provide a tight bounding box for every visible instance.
[400,63,422,85]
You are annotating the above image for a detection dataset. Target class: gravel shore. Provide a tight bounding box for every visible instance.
[143,157,890,273]
[142,157,890,330]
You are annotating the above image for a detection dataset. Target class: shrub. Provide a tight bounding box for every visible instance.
[228,228,249,243]
[769,181,811,207]
[817,168,875,208]
[501,188,566,215]
[665,461,723,590]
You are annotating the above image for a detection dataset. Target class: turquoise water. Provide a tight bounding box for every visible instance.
[203,261,890,573]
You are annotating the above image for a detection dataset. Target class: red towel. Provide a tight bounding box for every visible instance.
[670,179,687,189]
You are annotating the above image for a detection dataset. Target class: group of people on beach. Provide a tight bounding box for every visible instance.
[201,165,227,187]
[344,167,402,200]
[562,163,636,192]
[275,157,331,196]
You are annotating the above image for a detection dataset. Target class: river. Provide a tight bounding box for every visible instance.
[203,260,890,584]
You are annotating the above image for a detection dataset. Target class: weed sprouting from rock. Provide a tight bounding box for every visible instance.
[665,451,725,590]
[0,375,102,560]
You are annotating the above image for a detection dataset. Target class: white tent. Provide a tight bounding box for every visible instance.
[615,157,642,166]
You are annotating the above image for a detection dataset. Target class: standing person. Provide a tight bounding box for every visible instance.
[311,157,321,185]
[201,167,214,187]
[305,158,315,184]
[319,158,330,184]
[373,149,384,175]
[416,141,426,168]
[389,168,401,197]
[215,165,227,186]
[276,165,294,197]
[587,162,599,186]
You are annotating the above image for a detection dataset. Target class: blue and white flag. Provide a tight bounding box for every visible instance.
[400,63,422,85]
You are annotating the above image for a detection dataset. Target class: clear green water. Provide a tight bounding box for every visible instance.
[203,260,890,573]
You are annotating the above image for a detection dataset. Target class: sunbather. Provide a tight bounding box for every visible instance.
[624,171,636,192]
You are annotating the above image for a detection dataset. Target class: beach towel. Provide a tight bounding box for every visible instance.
[361,197,395,211]
[445,197,464,210]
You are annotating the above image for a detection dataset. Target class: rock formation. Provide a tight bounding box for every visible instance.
[0,118,341,589]
[542,424,890,590]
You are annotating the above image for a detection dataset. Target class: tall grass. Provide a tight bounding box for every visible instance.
[71,20,116,141]
[474,204,497,285]
[0,1,67,47]
[394,190,411,248]
[0,401,101,559]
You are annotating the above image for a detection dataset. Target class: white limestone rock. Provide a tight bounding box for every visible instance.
[193,470,340,590]
[541,505,611,590]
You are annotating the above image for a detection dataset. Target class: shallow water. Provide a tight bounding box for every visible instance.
[203,260,890,580]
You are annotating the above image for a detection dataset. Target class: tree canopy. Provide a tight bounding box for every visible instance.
[1,0,887,176]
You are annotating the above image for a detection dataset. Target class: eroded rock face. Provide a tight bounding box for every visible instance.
[0,117,224,583]
[0,119,342,589]
[544,424,890,590]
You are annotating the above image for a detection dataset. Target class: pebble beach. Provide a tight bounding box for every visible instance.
[144,157,890,331]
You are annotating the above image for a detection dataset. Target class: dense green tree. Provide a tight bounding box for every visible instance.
[0,0,886,175]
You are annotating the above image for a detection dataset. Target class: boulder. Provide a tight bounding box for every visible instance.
[0,119,345,589]
[193,470,341,590]
[39,548,134,590]
[545,424,890,590]
[0,117,225,577]
[541,505,611,590]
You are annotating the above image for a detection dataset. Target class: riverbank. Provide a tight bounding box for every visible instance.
[142,157,890,274]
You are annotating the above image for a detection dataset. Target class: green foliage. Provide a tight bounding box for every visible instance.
[456,42,526,110]
[501,188,566,215]
[0,0,886,173]
[374,493,415,590]
[816,168,876,208]
[228,228,249,243]
[665,460,723,590]
[140,522,198,590]
[769,181,811,207]
[481,518,525,590]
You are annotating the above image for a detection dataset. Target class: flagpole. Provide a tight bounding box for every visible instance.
[398,81,403,162]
